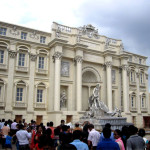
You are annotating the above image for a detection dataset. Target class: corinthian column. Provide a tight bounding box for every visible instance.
[75,56,83,111]
[105,61,112,112]
[122,65,129,112]
[53,52,63,111]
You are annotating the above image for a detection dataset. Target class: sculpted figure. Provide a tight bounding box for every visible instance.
[60,90,67,108]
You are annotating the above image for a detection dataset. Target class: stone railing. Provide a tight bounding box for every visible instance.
[0,102,5,107]
[16,66,28,72]
[36,68,48,74]
[130,107,137,112]
[34,103,46,108]
[129,81,136,85]
[141,107,148,112]
[57,24,71,32]
[0,63,7,70]
[13,102,27,108]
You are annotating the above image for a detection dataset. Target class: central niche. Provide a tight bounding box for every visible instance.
[82,68,101,111]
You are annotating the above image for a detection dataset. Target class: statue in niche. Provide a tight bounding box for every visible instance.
[60,90,67,108]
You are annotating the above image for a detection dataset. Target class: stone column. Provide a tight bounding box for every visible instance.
[105,61,112,112]
[53,52,63,111]
[27,53,37,118]
[75,56,83,111]
[145,74,150,114]
[122,65,129,112]
[5,50,16,117]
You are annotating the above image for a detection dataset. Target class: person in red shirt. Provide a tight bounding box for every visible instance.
[49,122,55,139]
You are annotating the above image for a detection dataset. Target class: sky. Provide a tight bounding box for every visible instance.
[0,0,150,91]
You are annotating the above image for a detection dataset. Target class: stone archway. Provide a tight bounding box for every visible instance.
[82,67,101,111]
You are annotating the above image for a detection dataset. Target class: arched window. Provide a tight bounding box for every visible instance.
[129,66,136,83]
[16,45,29,72]
[0,79,6,107]
[34,82,48,108]
[14,80,28,108]
[36,49,49,74]
[0,41,8,70]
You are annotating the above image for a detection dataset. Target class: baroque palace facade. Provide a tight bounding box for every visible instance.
[0,21,149,128]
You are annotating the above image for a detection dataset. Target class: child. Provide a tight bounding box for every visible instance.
[5,131,13,150]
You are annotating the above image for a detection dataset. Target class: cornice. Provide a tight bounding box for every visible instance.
[128,61,149,68]
[0,21,51,36]
[48,38,68,47]
[73,43,88,50]
[103,50,116,56]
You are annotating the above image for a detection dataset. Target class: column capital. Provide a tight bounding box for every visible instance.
[30,53,37,61]
[53,52,63,62]
[121,65,128,70]
[8,50,17,58]
[105,61,112,68]
[74,55,83,63]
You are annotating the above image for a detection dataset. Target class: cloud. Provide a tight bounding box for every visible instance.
[0,0,150,90]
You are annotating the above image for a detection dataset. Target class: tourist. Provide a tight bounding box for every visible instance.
[114,129,125,150]
[121,126,129,148]
[1,122,10,149]
[88,124,100,150]
[53,127,61,149]
[99,123,115,142]
[5,131,13,150]
[126,125,145,150]
[97,127,120,150]
[34,125,43,150]
[16,124,31,150]
[11,119,18,135]
[70,130,89,150]
[50,121,55,139]
[138,128,149,149]
[73,122,82,131]
[57,120,65,132]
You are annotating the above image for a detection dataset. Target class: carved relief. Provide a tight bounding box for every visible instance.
[9,51,16,58]
[10,26,19,36]
[78,24,100,39]
[136,72,140,78]
[53,52,63,62]
[61,61,69,77]
[105,61,112,68]
[74,55,83,64]
[30,54,37,61]
[30,31,39,40]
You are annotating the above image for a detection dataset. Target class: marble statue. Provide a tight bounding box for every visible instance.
[60,90,67,108]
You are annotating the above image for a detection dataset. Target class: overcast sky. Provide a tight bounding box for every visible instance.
[0,0,150,91]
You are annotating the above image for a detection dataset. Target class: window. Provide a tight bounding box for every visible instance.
[140,73,143,83]
[18,53,25,66]
[40,36,46,43]
[112,70,115,83]
[131,96,134,107]
[21,32,27,40]
[37,89,43,102]
[16,88,23,102]
[129,56,132,62]
[0,27,7,35]
[141,97,144,108]
[0,86,1,98]
[38,57,44,69]
[139,58,142,64]
[0,50,4,63]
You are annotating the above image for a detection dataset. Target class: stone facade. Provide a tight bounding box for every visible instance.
[0,21,149,128]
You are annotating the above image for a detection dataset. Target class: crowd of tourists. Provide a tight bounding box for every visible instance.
[0,118,150,150]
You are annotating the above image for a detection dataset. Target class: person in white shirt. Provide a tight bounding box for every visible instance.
[88,124,100,150]
[16,124,31,150]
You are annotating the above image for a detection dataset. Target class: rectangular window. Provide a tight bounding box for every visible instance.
[18,53,25,66]
[38,57,44,69]
[0,27,7,35]
[131,96,134,107]
[37,89,43,102]
[112,70,115,83]
[130,72,133,82]
[140,73,143,83]
[0,50,4,63]
[139,58,142,64]
[0,86,1,98]
[40,36,46,43]
[16,88,23,102]
[21,32,27,40]
[129,56,132,62]
[141,97,144,108]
